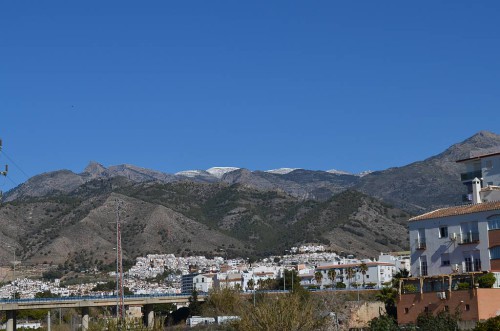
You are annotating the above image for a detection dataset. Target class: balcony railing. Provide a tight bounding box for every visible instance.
[460,170,482,182]
[459,232,480,245]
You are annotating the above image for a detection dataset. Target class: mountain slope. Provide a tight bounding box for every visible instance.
[0,180,410,268]
[355,131,500,212]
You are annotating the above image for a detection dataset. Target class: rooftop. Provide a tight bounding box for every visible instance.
[409,200,500,222]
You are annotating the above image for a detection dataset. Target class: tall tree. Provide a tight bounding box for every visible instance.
[327,269,336,287]
[376,287,398,319]
[314,271,323,288]
[359,263,368,287]
[346,267,355,288]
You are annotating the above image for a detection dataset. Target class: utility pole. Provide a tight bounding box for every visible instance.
[115,199,125,327]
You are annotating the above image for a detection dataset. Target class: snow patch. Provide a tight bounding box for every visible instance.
[265,168,301,175]
[326,169,353,176]
[206,167,240,178]
[175,170,209,178]
[358,170,373,177]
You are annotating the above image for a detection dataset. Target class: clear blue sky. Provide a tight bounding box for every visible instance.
[1,1,499,190]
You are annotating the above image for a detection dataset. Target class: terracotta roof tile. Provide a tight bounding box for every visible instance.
[409,200,500,222]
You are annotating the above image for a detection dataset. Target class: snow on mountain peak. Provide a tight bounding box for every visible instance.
[265,168,301,175]
[206,167,240,178]
[326,169,353,176]
[358,170,373,177]
[175,170,208,178]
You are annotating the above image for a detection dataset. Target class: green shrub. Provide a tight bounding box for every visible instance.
[457,282,470,290]
[403,284,418,293]
[478,273,496,288]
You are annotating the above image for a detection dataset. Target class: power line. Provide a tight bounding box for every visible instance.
[0,151,31,180]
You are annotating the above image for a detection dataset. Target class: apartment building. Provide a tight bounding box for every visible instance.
[400,147,500,327]
[409,148,500,277]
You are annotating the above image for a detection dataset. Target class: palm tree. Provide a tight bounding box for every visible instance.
[327,269,336,287]
[376,286,398,319]
[314,271,323,288]
[346,267,355,288]
[247,278,255,291]
[359,263,368,288]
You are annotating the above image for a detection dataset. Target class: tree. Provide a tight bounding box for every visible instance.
[203,288,244,316]
[278,269,300,291]
[247,278,255,291]
[359,263,368,287]
[376,287,398,319]
[369,314,400,331]
[188,290,203,316]
[346,267,355,288]
[42,269,63,281]
[416,311,459,331]
[314,271,323,288]
[474,315,500,331]
[327,269,336,287]
[392,268,410,288]
[478,273,496,288]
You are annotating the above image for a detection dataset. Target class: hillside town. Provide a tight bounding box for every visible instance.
[0,247,409,299]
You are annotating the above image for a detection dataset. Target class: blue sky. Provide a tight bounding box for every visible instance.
[1,1,499,191]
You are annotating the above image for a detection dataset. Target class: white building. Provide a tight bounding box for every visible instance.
[193,273,215,293]
[409,201,500,276]
[409,148,500,277]
[378,252,410,272]
[315,262,396,288]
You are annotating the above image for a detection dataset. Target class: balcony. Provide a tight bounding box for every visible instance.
[459,232,480,245]
[416,240,426,250]
[460,170,482,182]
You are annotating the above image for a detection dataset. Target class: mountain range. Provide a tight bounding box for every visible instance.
[0,131,499,271]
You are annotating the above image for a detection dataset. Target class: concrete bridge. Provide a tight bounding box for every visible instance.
[0,293,206,331]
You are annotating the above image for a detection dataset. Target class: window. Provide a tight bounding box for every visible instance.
[420,257,428,276]
[465,257,473,272]
[404,308,409,314]
[439,226,448,238]
[444,306,449,312]
[490,246,500,260]
[424,306,429,313]
[441,253,450,266]
[485,160,493,169]
[460,221,479,244]
[465,304,470,311]
[417,228,426,249]
[488,215,500,230]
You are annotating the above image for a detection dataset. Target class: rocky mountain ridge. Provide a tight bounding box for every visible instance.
[4,131,500,213]
[1,131,499,270]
